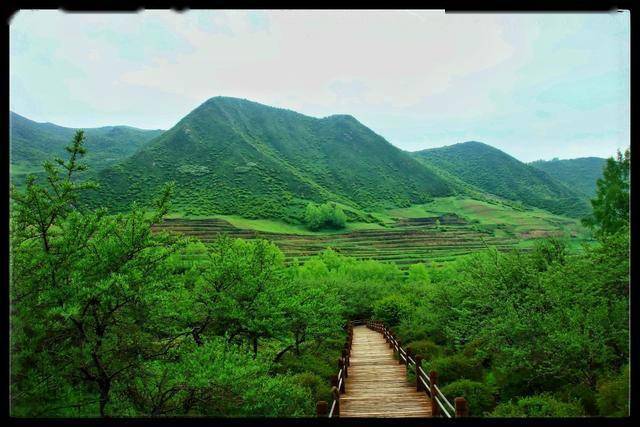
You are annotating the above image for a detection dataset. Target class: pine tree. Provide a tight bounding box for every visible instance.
[582,148,630,235]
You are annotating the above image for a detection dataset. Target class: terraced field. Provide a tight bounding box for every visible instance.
[152,213,524,268]
[153,197,590,269]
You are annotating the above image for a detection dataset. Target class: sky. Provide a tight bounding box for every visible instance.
[10,10,630,162]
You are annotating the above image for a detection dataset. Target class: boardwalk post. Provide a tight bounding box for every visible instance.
[342,349,349,373]
[331,374,339,390]
[316,401,328,417]
[406,347,413,369]
[338,358,346,393]
[455,397,468,417]
[343,343,350,366]
[397,339,403,364]
[415,355,424,392]
[430,371,440,416]
[331,386,340,416]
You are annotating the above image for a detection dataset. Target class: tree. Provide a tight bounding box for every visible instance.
[303,202,347,231]
[304,203,323,231]
[193,236,290,358]
[10,131,186,416]
[582,148,629,235]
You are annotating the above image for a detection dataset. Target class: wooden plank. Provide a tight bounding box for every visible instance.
[339,325,432,418]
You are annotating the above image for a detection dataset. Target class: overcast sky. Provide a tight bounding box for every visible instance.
[10,10,630,162]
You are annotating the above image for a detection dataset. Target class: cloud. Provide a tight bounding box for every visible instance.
[9,9,630,161]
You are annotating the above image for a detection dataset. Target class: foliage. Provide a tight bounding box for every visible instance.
[9,132,345,417]
[405,340,442,363]
[10,131,185,416]
[491,394,584,417]
[10,111,162,182]
[87,97,453,221]
[582,148,630,236]
[441,380,496,416]
[304,202,347,230]
[427,354,484,384]
[9,131,628,418]
[414,141,591,217]
[373,294,411,327]
[596,365,629,417]
[529,157,606,198]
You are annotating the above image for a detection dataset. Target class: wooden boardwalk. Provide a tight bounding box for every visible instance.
[340,325,432,418]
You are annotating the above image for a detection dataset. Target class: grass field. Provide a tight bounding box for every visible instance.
[155,196,592,269]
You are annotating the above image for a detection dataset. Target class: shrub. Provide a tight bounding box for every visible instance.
[491,394,584,417]
[440,379,496,416]
[292,372,333,403]
[428,354,483,384]
[373,294,411,327]
[596,365,629,416]
[406,340,443,363]
[557,382,598,415]
[304,202,347,231]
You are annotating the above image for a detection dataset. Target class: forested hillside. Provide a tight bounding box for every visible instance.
[413,141,591,218]
[529,157,606,197]
[10,111,163,175]
[87,97,454,221]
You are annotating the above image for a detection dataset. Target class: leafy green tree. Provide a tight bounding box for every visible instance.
[278,276,344,359]
[441,380,496,416]
[10,131,186,416]
[124,338,313,416]
[407,263,431,285]
[304,203,323,231]
[492,394,583,417]
[191,236,291,357]
[303,202,347,230]
[596,365,629,416]
[373,294,411,326]
[583,148,630,235]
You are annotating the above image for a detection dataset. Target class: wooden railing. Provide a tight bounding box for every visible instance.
[316,319,468,418]
[315,319,361,418]
[367,320,468,418]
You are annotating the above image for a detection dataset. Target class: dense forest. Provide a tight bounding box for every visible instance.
[9,132,629,417]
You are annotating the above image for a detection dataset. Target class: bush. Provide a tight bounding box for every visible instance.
[557,382,598,416]
[292,372,333,403]
[596,365,629,416]
[373,294,411,327]
[304,202,347,231]
[492,394,584,417]
[428,354,484,384]
[406,340,443,363]
[440,379,496,416]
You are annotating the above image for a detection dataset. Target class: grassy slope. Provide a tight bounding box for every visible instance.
[90,97,454,221]
[529,157,606,198]
[158,196,592,270]
[10,111,164,177]
[412,141,591,218]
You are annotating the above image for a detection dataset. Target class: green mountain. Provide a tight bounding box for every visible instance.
[10,111,164,175]
[529,157,606,198]
[89,97,454,221]
[412,141,591,217]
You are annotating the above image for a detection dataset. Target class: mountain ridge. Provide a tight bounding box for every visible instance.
[11,100,602,222]
[87,97,454,221]
[10,111,164,175]
[529,157,606,198]
[412,140,591,217]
